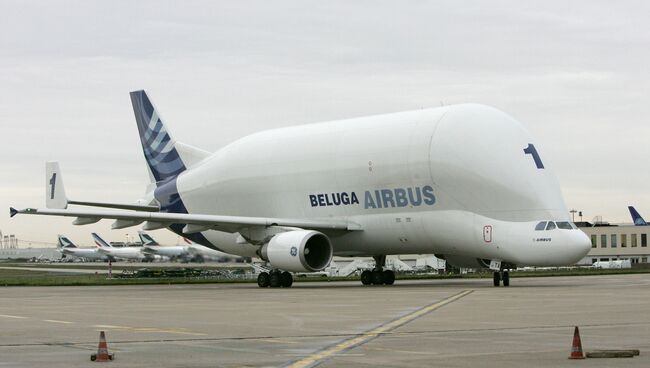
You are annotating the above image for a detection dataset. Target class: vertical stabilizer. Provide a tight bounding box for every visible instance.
[91,233,113,248]
[130,90,186,183]
[628,206,647,226]
[57,235,76,248]
[46,162,68,209]
[138,231,159,246]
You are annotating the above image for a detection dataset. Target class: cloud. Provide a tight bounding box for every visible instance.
[1,1,649,244]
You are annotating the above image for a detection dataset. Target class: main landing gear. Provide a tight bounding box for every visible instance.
[257,270,293,288]
[492,270,510,287]
[360,255,396,286]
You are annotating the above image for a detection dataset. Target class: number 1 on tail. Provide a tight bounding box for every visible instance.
[49,173,56,199]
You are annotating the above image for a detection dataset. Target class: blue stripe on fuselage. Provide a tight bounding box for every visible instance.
[154,178,222,251]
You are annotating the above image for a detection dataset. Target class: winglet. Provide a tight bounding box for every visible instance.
[628,206,647,226]
[9,207,17,218]
[46,162,68,209]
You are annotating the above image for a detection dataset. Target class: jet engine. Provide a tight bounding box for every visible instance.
[260,230,333,272]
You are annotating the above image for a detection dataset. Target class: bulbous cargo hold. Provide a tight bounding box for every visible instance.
[176,103,588,269]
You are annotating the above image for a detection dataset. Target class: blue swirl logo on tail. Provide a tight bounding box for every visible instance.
[130,90,186,182]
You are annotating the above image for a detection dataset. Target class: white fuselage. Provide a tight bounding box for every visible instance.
[142,245,187,258]
[167,104,590,267]
[60,248,107,260]
[98,247,145,260]
[188,243,238,260]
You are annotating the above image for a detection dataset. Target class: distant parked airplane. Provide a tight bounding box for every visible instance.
[92,233,156,261]
[57,235,110,261]
[628,206,647,226]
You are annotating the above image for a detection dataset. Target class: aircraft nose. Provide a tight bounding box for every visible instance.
[569,230,592,262]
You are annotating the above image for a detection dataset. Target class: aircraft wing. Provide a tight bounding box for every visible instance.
[9,207,359,234]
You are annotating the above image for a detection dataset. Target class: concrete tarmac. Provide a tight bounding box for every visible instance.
[1,274,649,367]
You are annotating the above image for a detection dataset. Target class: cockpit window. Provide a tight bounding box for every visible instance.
[535,221,547,231]
[546,221,556,230]
[556,221,573,230]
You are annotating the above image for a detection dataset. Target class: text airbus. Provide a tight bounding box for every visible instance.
[309,185,435,209]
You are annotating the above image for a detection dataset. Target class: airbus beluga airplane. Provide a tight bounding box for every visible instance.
[10,90,591,288]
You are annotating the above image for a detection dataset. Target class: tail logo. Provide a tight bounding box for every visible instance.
[130,90,186,182]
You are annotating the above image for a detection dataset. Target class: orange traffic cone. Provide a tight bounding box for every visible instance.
[568,326,585,359]
[90,331,115,362]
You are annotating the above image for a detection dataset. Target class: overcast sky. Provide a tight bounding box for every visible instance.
[1,1,649,247]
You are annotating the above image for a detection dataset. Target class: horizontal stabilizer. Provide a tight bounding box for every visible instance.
[44,162,158,212]
[68,200,159,212]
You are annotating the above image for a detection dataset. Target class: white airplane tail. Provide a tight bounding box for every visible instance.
[57,235,76,248]
[46,162,68,209]
[138,231,159,246]
[91,233,113,249]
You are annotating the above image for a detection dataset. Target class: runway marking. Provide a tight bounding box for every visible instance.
[365,346,441,355]
[43,319,73,324]
[0,314,27,319]
[92,324,207,336]
[285,289,473,368]
[260,338,300,345]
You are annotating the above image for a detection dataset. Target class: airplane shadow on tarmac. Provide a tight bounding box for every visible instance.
[228,277,588,290]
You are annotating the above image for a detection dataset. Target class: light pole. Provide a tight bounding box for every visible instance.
[570,209,577,222]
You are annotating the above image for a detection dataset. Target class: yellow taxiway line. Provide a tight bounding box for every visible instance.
[286,289,473,368]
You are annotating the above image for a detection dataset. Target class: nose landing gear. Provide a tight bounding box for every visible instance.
[492,270,510,287]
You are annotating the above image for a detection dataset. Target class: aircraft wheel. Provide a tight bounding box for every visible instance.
[280,271,293,287]
[383,270,395,285]
[493,271,501,287]
[371,270,384,285]
[502,271,510,287]
[269,272,282,288]
[360,270,372,285]
[257,272,270,288]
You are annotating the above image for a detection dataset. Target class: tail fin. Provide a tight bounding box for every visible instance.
[130,90,187,183]
[46,162,68,209]
[57,235,76,248]
[91,233,112,248]
[628,206,647,226]
[138,231,159,246]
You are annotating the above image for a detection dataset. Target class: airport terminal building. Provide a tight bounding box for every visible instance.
[576,223,650,265]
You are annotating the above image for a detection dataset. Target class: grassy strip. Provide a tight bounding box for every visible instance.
[0,262,247,271]
[1,267,650,287]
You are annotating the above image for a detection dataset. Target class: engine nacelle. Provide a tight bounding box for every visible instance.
[260,230,333,272]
